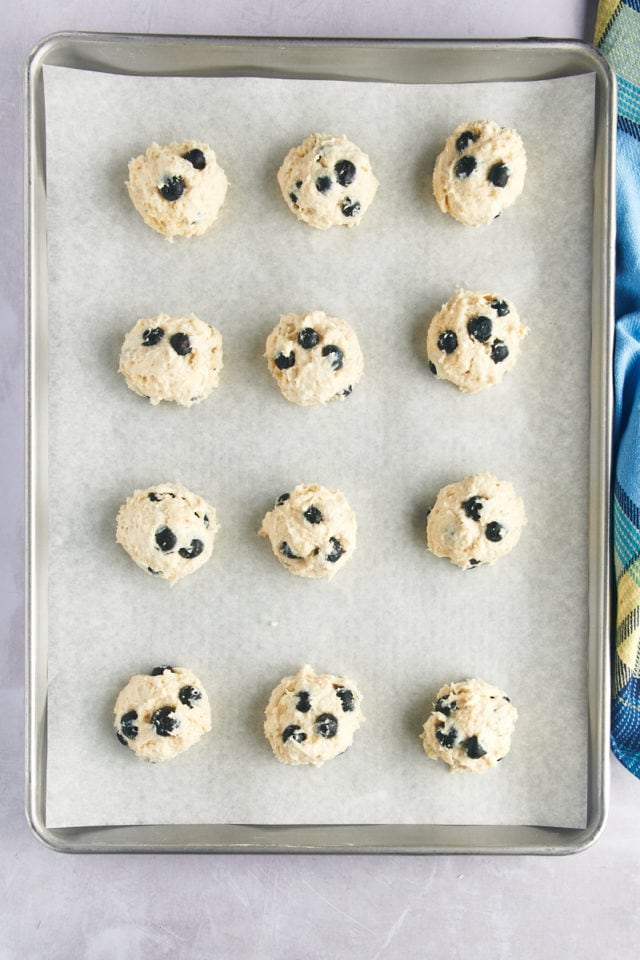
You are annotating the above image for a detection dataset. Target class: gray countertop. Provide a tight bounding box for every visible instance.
[4,1,640,957]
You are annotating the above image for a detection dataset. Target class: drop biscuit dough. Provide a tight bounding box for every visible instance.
[426,473,526,569]
[277,133,378,230]
[426,289,527,392]
[126,140,228,240]
[420,678,517,772]
[119,313,223,406]
[260,484,356,580]
[116,483,218,584]
[264,664,364,766]
[114,666,211,762]
[432,120,526,227]
[265,310,363,405]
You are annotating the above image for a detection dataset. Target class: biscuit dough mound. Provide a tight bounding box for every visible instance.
[119,313,223,406]
[116,482,218,583]
[114,665,211,762]
[426,289,527,392]
[420,678,517,772]
[426,473,526,569]
[432,121,526,227]
[277,133,378,230]
[126,140,228,240]
[259,484,356,580]
[264,664,364,766]
[265,310,363,405]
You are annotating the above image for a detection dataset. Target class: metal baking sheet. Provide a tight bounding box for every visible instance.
[25,33,615,853]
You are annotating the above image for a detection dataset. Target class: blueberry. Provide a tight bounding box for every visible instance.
[155,526,177,553]
[150,706,180,737]
[455,130,477,152]
[428,361,438,376]
[334,159,356,186]
[289,192,298,206]
[463,496,484,521]
[142,327,165,347]
[467,315,492,342]
[437,330,458,354]
[490,299,510,317]
[147,567,161,575]
[342,386,353,397]
[295,180,303,189]
[336,687,355,712]
[119,710,138,740]
[275,351,295,370]
[298,327,319,349]
[296,691,312,713]
[487,162,509,188]
[322,344,344,370]
[341,198,361,218]
[159,176,185,201]
[316,175,332,193]
[151,665,174,676]
[485,521,504,542]
[116,732,127,746]
[326,538,343,563]
[148,491,175,501]
[179,685,202,708]
[435,697,456,717]
[315,713,338,739]
[282,724,306,744]
[170,332,191,356]
[465,735,487,759]
[303,506,323,524]
[203,514,209,527]
[435,724,458,748]
[468,558,480,568]
[491,339,509,364]
[182,148,206,170]
[280,541,300,560]
[455,155,476,179]
[276,493,290,506]
[178,539,204,560]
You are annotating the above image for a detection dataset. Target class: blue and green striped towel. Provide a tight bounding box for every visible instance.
[597,0,640,778]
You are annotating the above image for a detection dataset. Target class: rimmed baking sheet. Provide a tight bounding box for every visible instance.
[26,34,614,853]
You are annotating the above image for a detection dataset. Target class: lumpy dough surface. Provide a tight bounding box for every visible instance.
[126,140,228,240]
[264,664,364,766]
[426,289,527,393]
[116,483,218,584]
[114,666,211,762]
[259,484,356,580]
[420,678,517,772]
[432,120,526,227]
[265,310,363,405]
[277,133,378,230]
[426,473,526,569]
[119,313,223,406]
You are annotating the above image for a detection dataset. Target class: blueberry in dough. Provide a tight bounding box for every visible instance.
[264,665,364,766]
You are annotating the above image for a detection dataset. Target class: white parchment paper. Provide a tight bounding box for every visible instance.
[42,64,596,828]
